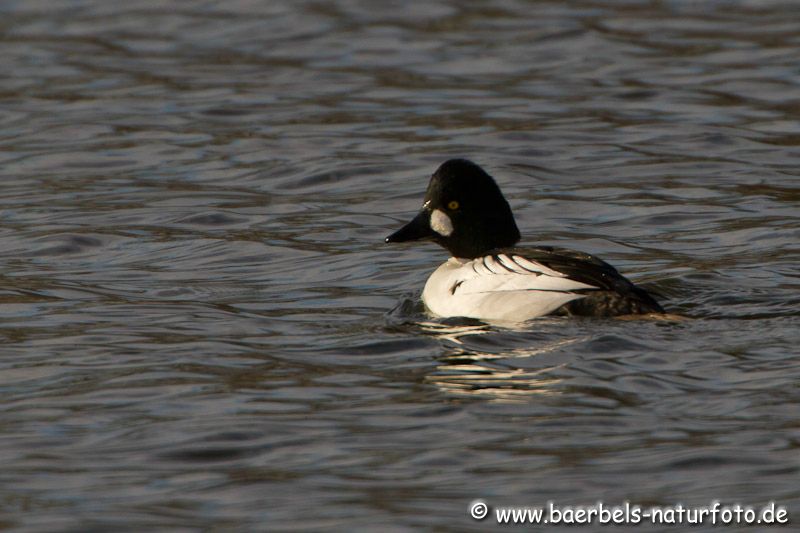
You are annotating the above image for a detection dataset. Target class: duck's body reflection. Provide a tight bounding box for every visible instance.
[418,321,587,403]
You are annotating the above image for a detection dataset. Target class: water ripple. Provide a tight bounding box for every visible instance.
[1,0,799,530]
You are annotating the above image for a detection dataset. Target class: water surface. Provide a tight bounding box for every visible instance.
[1,1,799,530]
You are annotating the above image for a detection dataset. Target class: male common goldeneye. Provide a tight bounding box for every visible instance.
[385,159,664,322]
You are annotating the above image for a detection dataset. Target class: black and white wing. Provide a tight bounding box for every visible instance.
[422,248,663,321]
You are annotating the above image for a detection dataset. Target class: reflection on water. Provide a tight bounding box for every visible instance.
[420,321,575,401]
[1,0,800,530]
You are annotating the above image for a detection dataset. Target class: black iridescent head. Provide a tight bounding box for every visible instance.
[385,159,520,259]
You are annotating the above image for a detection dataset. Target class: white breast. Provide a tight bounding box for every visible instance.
[421,254,596,322]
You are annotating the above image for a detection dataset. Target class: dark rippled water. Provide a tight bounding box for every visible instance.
[2,1,799,530]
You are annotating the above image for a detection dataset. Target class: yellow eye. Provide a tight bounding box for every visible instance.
[447,200,460,210]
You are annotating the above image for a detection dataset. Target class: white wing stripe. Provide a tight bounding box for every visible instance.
[496,253,528,274]
[511,255,567,278]
[485,256,505,274]
[461,254,594,289]
[474,258,490,275]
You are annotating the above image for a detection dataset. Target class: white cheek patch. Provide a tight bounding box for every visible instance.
[430,208,454,237]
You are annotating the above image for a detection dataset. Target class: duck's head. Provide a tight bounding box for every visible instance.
[385,159,520,259]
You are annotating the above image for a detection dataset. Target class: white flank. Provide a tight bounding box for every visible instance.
[430,209,453,237]
[421,256,599,322]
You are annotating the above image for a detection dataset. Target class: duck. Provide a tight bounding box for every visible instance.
[385,159,664,322]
